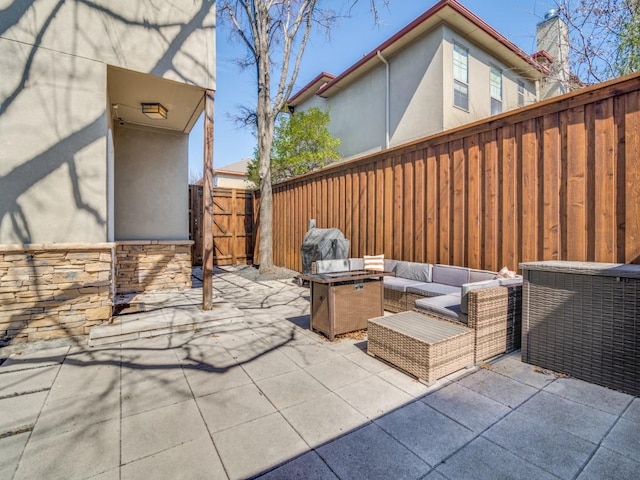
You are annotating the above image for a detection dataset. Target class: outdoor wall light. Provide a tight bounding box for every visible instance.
[141,102,168,119]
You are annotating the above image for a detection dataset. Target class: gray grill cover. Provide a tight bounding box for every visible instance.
[300,228,350,274]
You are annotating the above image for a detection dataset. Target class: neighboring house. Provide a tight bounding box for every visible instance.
[194,159,252,189]
[0,1,215,344]
[289,0,564,160]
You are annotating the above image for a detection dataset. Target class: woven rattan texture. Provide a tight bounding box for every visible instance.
[384,289,408,313]
[368,312,474,384]
[522,269,640,396]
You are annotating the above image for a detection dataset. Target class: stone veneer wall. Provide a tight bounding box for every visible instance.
[115,241,193,294]
[0,244,113,344]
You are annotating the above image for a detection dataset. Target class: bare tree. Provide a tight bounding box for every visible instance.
[556,0,640,84]
[217,0,386,273]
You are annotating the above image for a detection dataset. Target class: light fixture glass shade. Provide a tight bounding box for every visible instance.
[141,102,168,119]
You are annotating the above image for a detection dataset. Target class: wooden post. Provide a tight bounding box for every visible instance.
[203,89,214,309]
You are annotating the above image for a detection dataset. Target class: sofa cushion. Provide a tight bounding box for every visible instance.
[432,264,470,287]
[406,282,460,297]
[460,280,501,314]
[349,258,364,271]
[315,259,349,274]
[498,277,523,287]
[383,259,398,273]
[363,254,384,271]
[383,277,425,292]
[396,261,433,282]
[469,269,497,283]
[414,294,466,323]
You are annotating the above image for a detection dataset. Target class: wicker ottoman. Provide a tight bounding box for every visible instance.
[367,311,474,385]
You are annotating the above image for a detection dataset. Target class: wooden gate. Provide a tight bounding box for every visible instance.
[189,185,255,266]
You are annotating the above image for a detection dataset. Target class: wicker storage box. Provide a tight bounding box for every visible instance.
[520,261,640,396]
[368,311,474,384]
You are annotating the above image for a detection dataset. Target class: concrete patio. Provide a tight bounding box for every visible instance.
[1,267,639,480]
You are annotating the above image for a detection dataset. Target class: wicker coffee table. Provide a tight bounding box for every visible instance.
[367,311,474,385]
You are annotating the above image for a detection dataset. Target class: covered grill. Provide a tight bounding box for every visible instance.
[300,220,350,275]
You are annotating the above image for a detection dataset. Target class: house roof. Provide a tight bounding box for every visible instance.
[289,0,547,106]
[214,159,249,177]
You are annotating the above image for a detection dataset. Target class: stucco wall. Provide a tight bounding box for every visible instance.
[215,174,252,189]
[114,125,188,240]
[0,42,108,244]
[0,1,215,245]
[442,26,537,130]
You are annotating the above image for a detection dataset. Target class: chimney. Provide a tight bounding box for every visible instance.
[536,9,571,99]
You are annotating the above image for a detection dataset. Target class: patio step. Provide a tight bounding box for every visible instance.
[89,293,245,347]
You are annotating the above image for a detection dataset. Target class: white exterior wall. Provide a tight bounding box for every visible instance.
[214,174,252,189]
[442,26,537,130]
[114,126,188,240]
[0,1,215,244]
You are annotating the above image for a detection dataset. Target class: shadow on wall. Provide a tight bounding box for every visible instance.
[0,0,213,244]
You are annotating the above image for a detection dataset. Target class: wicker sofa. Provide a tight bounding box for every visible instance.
[311,258,522,363]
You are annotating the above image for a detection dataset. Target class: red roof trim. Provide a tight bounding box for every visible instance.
[288,72,336,105]
[315,0,545,98]
[532,49,555,63]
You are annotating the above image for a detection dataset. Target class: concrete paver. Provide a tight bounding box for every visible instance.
[1,266,638,479]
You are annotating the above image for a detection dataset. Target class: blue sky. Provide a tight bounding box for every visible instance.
[188,0,554,178]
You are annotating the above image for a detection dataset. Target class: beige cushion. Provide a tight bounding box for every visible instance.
[363,254,384,271]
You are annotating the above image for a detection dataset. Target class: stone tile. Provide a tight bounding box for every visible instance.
[120,348,182,385]
[183,362,252,397]
[577,446,640,479]
[484,411,598,479]
[121,370,193,417]
[458,368,538,408]
[281,393,368,448]
[256,451,338,480]
[277,342,341,367]
[375,401,475,467]
[213,413,308,480]
[239,349,299,382]
[257,369,330,410]
[435,437,558,480]
[31,388,119,440]
[84,467,120,480]
[623,398,640,424]
[421,471,448,480]
[421,382,510,432]
[377,367,431,397]
[0,391,47,434]
[344,351,392,374]
[335,376,413,419]
[0,346,69,372]
[121,436,226,480]
[517,390,617,443]
[198,383,276,433]
[487,353,557,389]
[317,423,430,480]
[543,377,634,415]
[47,361,120,402]
[305,356,372,391]
[13,419,120,480]
[121,399,209,464]
[602,418,640,461]
[0,432,29,480]
[0,365,59,396]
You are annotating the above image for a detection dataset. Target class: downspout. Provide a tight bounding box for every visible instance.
[376,50,390,149]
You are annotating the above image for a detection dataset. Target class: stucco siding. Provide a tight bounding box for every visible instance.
[0,0,216,90]
[0,42,108,244]
[114,126,188,240]
[442,26,537,130]
[389,26,445,147]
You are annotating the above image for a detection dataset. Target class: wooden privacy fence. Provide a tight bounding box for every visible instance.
[270,73,640,273]
[189,186,255,266]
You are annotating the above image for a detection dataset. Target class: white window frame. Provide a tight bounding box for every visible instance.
[453,43,469,111]
[490,65,502,115]
[517,79,525,107]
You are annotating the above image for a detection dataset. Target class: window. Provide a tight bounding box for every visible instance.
[490,65,502,115]
[517,80,525,107]
[453,43,469,110]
